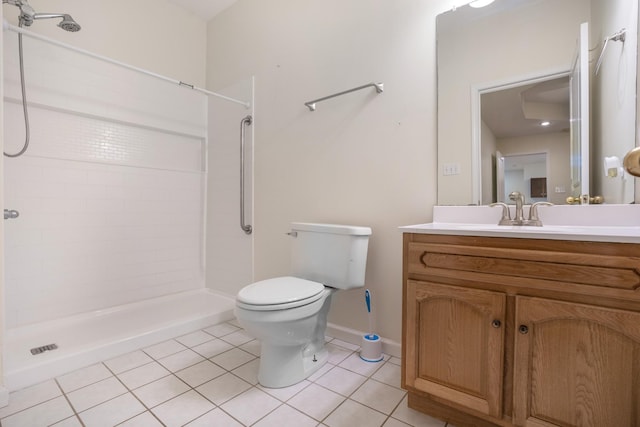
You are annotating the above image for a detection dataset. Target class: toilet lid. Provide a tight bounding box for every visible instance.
[237,276,325,308]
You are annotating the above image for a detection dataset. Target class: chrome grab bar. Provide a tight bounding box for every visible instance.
[304,82,383,111]
[240,115,253,235]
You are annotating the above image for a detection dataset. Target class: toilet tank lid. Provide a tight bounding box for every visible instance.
[291,222,372,236]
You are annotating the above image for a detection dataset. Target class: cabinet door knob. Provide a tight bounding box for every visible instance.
[518,325,529,334]
[491,319,501,328]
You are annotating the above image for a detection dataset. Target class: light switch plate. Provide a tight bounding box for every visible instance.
[443,163,460,176]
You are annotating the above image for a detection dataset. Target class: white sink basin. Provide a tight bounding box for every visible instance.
[432,204,640,227]
[450,223,625,233]
[400,204,640,243]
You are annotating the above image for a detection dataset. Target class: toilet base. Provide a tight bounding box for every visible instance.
[258,343,329,388]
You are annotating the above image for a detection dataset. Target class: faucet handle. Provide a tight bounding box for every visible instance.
[489,202,512,225]
[529,202,553,221]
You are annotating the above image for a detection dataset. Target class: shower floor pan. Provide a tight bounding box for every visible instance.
[4,288,235,391]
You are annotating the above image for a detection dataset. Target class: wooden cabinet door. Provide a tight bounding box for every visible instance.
[514,296,640,427]
[405,280,506,418]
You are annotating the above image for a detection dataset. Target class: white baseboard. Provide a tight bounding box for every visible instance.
[0,385,9,408]
[326,322,401,359]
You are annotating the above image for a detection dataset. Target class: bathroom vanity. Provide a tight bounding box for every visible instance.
[401,206,640,427]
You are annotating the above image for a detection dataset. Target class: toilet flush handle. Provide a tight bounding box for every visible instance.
[286,231,298,237]
[4,209,19,220]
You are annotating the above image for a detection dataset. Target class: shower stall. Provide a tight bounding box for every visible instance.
[1,3,254,392]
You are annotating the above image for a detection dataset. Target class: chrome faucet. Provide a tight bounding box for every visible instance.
[509,191,526,222]
[490,191,553,226]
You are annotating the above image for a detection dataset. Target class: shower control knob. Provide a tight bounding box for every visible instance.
[4,209,19,220]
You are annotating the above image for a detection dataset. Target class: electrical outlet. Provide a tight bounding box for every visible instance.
[555,186,566,193]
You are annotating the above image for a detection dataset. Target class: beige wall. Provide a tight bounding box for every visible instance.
[591,0,638,204]
[206,0,446,344]
[2,0,206,87]
[437,0,590,205]
[0,0,5,406]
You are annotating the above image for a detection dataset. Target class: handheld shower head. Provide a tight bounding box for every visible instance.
[3,0,81,31]
[30,13,81,31]
[57,14,81,32]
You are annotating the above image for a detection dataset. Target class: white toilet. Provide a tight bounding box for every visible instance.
[235,222,372,388]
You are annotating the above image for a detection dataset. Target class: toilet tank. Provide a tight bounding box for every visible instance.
[289,222,371,289]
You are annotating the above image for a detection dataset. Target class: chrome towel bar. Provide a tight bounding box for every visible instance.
[304,82,383,111]
[595,28,626,75]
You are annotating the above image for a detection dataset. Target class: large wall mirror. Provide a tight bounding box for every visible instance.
[437,0,638,206]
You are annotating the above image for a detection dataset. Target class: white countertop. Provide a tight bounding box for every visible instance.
[400,222,640,243]
[401,204,640,244]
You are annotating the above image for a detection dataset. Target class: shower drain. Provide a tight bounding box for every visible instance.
[30,344,58,355]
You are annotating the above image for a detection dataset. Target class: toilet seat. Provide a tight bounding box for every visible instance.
[236,276,326,311]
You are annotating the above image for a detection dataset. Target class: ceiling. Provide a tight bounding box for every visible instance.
[481,76,570,139]
[166,0,237,21]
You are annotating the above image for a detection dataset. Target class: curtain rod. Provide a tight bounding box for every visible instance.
[3,21,251,109]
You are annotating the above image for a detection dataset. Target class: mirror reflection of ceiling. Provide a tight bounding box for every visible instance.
[503,152,546,171]
[438,0,538,31]
[481,76,570,138]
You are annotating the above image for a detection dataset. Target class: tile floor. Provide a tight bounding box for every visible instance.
[0,319,454,427]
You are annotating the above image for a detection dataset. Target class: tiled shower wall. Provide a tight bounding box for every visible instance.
[3,35,208,328]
